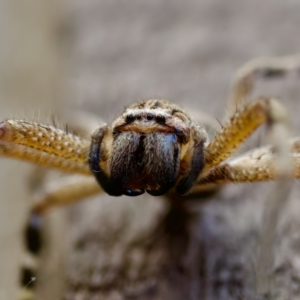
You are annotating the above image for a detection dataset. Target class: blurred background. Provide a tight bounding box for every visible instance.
[1,0,300,299]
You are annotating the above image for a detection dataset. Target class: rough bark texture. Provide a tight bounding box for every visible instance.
[2,0,300,299]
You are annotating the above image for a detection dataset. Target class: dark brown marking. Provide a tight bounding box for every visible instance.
[171,109,182,115]
[152,101,162,109]
[138,102,146,109]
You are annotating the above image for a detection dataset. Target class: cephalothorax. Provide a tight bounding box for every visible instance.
[89,99,208,196]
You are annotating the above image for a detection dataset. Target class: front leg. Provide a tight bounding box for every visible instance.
[196,138,300,187]
[0,120,91,175]
[202,97,290,179]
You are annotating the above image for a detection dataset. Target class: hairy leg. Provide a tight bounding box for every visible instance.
[197,138,300,186]
[0,142,90,175]
[202,97,290,178]
[0,120,91,175]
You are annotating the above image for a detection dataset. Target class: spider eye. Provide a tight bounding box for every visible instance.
[146,113,154,120]
[156,114,165,123]
[126,114,136,123]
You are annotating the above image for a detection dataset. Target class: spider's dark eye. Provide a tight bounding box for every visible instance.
[156,114,165,123]
[126,114,136,123]
[146,113,154,120]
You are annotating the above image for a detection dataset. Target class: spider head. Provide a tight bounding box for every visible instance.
[89,99,207,197]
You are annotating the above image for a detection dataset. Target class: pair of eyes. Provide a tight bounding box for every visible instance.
[125,113,166,123]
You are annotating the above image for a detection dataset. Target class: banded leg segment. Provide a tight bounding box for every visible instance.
[0,143,90,175]
[227,54,300,120]
[197,138,300,187]
[202,97,289,178]
[0,120,90,162]
[0,120,91,175]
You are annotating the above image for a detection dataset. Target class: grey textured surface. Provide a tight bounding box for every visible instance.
[1,0,300,299]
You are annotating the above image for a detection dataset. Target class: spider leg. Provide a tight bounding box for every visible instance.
[196,138,300,186]
[30,175,102,215]
[0,143,90,175]
[202,97,290,178]
[0,120,91,175]
[227,54,300,120]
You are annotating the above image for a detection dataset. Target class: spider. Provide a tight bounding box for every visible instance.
[2,55,300,299]
[0,55,299,214]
